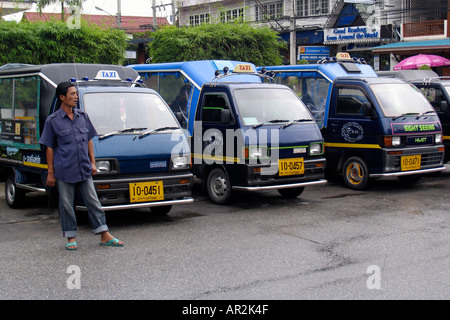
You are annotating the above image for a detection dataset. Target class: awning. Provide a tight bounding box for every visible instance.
[372,38,450,55]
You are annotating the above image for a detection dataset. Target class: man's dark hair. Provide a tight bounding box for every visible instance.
[55,81,76,108]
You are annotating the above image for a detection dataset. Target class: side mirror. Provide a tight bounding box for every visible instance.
[221,109,232,123]
[362,102,377,119]
[440,100,448,112]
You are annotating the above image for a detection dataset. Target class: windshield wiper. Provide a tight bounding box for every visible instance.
[252,119,289,128]
[139,126,179,139]
[416,110,435,119]
[282,118,311,128]
[392,113,420,121]
[98,127,147,140]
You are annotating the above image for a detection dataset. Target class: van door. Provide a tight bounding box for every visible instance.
[417,84,450,161]
[193,90,238,203]
[325,84,381,188]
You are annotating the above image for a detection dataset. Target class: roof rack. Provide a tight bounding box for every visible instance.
[209,66,274,86]
[423,76,450,84]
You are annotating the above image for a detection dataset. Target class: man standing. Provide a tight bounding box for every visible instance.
[39,82,123,251]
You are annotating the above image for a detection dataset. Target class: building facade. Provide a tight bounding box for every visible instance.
[177,0,450,71]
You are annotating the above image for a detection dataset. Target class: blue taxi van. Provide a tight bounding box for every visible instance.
[259,53,446,189]
[377,69,450,163]
[128,60,327,204]
[0,63,193,214]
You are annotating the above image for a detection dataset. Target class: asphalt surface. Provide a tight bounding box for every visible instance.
[0,167,449,303]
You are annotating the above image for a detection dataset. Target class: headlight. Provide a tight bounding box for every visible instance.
[384,136,401,147]
[96,160,111,173]
[171,155,189,170]
[435,133,442,144]
[392,136,401,146]
[244,146,269,159]
[309,143,323,155]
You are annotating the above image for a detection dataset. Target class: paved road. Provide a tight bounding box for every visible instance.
[0,168,449,303]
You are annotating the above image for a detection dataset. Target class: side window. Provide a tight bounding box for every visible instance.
[140,72,192,128]
[420,87,443,111]
[201,93,230,123]
[0,76,40,147]
[336,87,369,115]
[277,75,328,127]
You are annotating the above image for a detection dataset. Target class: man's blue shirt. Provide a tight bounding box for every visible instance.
[39,107,98,183]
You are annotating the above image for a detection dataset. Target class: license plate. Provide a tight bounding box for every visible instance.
[129,181,164,203]
[401,155,421,171]
[278,158,304,176]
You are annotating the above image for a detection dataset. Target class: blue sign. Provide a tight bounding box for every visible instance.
[298,46,330,61]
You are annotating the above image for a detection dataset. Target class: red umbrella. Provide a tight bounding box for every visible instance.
[394,54,450,70]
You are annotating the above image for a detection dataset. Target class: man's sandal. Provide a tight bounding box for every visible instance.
[65,241,77,251]
[100,238,124,247]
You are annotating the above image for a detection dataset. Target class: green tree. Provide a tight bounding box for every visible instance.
[148,22,286,66]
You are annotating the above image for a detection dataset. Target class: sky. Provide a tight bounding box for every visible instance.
[12,0,174,18]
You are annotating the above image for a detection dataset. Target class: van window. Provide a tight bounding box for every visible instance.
[201,93,230,123]
[83,92,179,135]
[275,75,328,127]
[336,88,369,115]
[140,72,192,128]
[371,83,435,117]
[0,76,39,147]
[234,88,313,126]
[419,87,444,111]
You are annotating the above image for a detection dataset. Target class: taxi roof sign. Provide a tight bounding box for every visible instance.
[95,70,122,80]
[336,52,352,60]
[232,64,255,73]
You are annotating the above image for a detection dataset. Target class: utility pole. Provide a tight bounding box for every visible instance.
[153,0,156,27]
[289,0,296,65]
[117,0,121,28]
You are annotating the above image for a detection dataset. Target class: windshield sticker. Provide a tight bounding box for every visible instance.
[391,122,441,135]
[341,122,364,142]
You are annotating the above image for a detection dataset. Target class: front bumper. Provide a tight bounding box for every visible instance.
[76,172,194,211]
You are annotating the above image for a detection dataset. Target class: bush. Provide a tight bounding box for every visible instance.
[148,22,286,66]
[0,20,128,65]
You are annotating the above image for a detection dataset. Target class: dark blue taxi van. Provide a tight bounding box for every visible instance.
[129,60,327,204]
[259,53,446,189]
[0,63,193,214]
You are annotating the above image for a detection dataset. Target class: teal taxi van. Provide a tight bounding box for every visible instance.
[0,63,193,214]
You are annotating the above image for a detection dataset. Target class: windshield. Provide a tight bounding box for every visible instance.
[83,92,179,135]
[234,88,313,126]
[371,83,435,117]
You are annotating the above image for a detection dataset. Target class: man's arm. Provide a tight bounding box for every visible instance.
[46,147,56,187]
[88,139,97,175]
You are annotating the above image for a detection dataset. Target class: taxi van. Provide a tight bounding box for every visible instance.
[377,69,450,163]
[128,60,327,204]
[259,53,446,190]
[0,63,193,214]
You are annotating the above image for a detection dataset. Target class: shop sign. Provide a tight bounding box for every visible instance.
[324,26,380,43]
[298,46,330,61]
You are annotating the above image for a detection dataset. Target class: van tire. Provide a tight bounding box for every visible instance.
[5,174,26,208]
[206,168,232,204]
[342,156,370,190]
[278,187,305,198]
